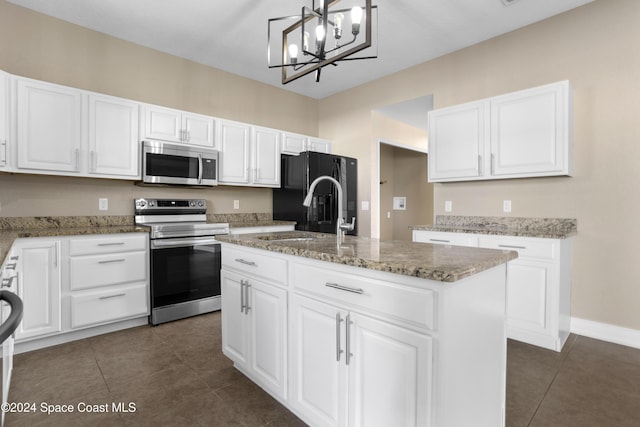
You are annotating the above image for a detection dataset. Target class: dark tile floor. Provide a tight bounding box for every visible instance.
[4,312,640,426]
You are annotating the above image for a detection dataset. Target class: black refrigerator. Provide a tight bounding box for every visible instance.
[273,151,357,235]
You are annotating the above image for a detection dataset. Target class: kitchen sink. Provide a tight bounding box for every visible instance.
[255,233,329,242]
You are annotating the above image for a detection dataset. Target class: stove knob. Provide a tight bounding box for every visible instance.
[190,200,196,207]
[148,200,156,207]
[136,199,147,209]
[197,200,205,207]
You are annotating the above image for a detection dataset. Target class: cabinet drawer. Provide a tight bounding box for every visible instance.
[70,251,147,290]
[222,245,287,285]
[69,234,147,256]
[293,262,435,330]
[412,230,479,247]
[70,282,148,328]
[478,236,555,260]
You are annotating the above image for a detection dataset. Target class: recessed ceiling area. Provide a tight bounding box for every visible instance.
[7,0,594,99]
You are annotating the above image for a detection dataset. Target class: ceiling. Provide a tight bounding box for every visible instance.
[8,0,594,100]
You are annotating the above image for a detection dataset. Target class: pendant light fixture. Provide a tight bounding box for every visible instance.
[268,0,378,84]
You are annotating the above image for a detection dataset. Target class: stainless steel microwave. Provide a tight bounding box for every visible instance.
[141,140,218,186]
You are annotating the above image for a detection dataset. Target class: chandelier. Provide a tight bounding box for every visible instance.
[268,0,378,84]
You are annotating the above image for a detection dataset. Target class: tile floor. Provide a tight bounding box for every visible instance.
[4,312,640,426]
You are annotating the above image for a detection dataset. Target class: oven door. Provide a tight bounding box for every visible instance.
[149,236,221,310]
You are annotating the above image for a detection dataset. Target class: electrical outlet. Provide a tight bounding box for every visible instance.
[99,198,108,211]
[503,200,512,213]
[361,201,369,211]
[445,200,452,212]
[233,200,240,210]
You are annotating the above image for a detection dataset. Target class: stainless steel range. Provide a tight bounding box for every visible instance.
[134,198,229,325]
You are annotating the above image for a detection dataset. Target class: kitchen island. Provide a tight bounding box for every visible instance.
[217,231,517,427]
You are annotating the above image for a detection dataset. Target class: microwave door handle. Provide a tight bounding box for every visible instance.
[198,154,203,185]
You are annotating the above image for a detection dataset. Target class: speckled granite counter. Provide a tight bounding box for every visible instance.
[410,216,577,239]
[218,231,518,282]
[0,213,295,267]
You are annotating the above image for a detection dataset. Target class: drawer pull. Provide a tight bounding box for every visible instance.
[325,282,364,295]
[429,239,450,243]
[498,244,527,250]
[235,258,257,267]
[97,242,125,246]
[98,258,126,264]
[4,263,17,270]
[99,293,126,300]
[1,277,14,288]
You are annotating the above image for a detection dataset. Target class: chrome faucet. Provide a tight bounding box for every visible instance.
[303,175,356,239]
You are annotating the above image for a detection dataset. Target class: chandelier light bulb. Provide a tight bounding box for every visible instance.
[315,24,326,42]
[288,43,299,64]
[351,6,363,35]
[303,31,310,52]
[334,13,344,39]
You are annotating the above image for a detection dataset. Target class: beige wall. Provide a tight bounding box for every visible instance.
[0,1,318,216]
[320,0,640,331]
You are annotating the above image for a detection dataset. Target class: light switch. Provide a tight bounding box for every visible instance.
[503,200,512,213]
[99,198,108,211]
[233,200,240,210]
[361,201,369,211]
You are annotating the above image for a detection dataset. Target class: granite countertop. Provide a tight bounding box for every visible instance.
[218,231,518,283]
[410,216,577,239]
[0,213,295,267]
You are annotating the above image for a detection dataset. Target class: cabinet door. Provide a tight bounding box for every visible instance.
[506,259,551,336]
[182,112,215,148]
[252,127,280,187]
[14,239,61,341]
[308,138,332,154]
[143,105,182,143]
[490,81,570,177]
[0,71,8,170]
[428,101,487,182]
[218,120,251,185]
[249,280,288,398]
[281,132,308,155]
[88,94,140,177]
[16,78,82,173]
[221,270,249,367]
[290,295,347,427]
[348,313,433,427]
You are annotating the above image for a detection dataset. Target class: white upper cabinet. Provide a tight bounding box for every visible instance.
[143,104,215,148]
[490,81,572,177]
[252,126,281,187]
[218,119,251,185]
[428,101,487,181]
[0,71,9,170]
[88,94,140,178]
[16,78,82,173]
[428,80,572,182]
[282,131,332,155]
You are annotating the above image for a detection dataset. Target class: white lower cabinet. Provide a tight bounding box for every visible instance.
[289,294,432,427]
[412,230,572,351]
[7,233,149,349]
[12,238,61,341]
[221,269,288,400]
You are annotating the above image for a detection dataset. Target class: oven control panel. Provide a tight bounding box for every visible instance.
[134,198,206,213]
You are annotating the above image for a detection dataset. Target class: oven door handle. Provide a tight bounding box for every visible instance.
[150,237,220,249]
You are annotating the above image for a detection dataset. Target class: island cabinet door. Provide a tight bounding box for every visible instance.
[221,270,249,368]
[348,313,433,427]
[289,294,348,427]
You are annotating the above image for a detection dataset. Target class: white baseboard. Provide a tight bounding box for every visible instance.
[571,317,640,350]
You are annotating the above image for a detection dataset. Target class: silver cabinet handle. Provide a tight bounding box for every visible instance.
[98,258,125,264]
[498,244,527,250]
[74,148,80,171]
[235,259,257,267]
[99,293,126,300]
[240,279,246,313]
[325,282,364,295]
[97,242,125,246]
[491,153,495,174]
[4,263,16,270]
[345,314,353,366]
[244,282,251,313]
[90,150,97,171]
[335,313,344,362]
[429,238,450,243]
[0,140,6,166]
[478,155,483,175]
